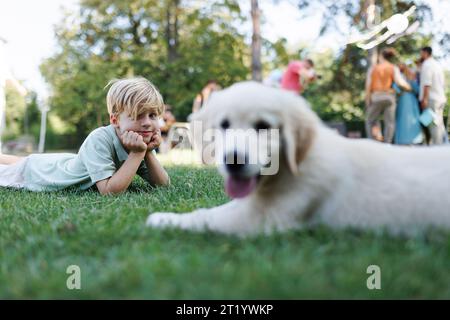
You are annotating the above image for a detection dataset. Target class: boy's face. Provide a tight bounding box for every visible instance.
[110,110,161,145]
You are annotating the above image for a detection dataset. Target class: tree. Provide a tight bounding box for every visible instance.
[250,0,262,81]
[41,0,249,145]
[4,84,26,140]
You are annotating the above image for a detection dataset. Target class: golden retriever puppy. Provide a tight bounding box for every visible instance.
[146,81,450,236]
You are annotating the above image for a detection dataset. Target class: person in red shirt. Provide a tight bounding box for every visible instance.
[280,59,317,94]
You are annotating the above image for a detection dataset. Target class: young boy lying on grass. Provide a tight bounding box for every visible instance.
[0,77,170,195]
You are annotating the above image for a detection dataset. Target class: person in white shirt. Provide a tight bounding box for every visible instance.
[419,46,447,145]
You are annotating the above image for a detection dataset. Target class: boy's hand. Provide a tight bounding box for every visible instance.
[146,129,162,152]
[120,131,147,154]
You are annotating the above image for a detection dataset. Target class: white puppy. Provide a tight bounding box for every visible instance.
[147,81,450,236]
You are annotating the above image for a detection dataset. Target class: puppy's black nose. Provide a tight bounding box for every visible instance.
[224,151,248,173]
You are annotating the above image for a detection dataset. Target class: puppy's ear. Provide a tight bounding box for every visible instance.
[282,106,316,175]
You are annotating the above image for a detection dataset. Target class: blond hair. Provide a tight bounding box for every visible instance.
[105,77,164,120]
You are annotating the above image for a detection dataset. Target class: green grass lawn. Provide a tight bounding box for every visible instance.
[1,159,450,298]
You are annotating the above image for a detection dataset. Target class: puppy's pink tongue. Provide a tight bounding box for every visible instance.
[225,176,258,198]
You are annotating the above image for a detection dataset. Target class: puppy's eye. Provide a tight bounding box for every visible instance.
[254,120,271,131]
[220,119,230,130]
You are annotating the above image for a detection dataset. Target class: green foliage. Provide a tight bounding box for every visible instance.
[41,0,250,146]
[262,38,298,72]
[22,92,41,137]
[303,46,368,121]
[3,85,26,140]
[38,0,449,145]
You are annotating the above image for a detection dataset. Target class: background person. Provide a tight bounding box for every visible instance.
[419,46,447,145]
[192,80,221,114]
[365,47,411,143]
[280,59,317,95]
[394,63,423,145]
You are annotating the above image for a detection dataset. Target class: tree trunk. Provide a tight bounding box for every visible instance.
[166,0,180,63]
[251,0,262,81]
[366,0,378,69]
[368,47,378,68]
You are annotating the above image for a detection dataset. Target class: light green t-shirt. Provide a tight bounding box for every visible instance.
[23,125,152,191]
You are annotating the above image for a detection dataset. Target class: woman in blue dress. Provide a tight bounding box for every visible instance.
[394,64,424,145]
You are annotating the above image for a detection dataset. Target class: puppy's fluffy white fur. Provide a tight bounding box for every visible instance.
[147,81,450,236]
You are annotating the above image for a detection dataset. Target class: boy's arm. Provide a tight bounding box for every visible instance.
[142,151,170,187]
[96,151,146,195]
[96,131,148,195]
[139,129,170,186]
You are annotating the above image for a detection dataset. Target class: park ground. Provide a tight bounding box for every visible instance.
[0,150,449,299]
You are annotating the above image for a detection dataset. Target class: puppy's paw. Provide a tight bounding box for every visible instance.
[146,212,179,228]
